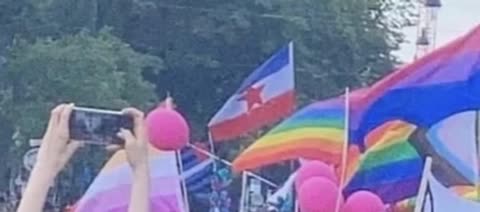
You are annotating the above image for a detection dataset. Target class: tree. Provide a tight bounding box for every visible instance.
[89,0,417,183]
[90,0,416,137]
[0,0,418,206]
[0,29,162,202]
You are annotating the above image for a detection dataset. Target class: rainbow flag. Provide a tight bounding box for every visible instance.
[75,148,185,212]
[344,121,423,203]
[232,89,366,171]
[344,119,477,203]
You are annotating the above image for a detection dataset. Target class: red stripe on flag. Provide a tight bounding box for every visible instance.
[209,91,295,142]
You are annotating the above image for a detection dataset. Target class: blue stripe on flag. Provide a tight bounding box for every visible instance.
[180,147,214,195]
[181,149,198,171]
[237,43,290,93]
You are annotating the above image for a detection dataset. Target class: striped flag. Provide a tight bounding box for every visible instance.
[208,42,295,142]
[180,146,214,195]
[415,158,480,212]
[75,148,185,212]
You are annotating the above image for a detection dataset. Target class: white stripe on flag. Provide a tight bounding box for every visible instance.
[181,159,214,180]
[415,157,480,212]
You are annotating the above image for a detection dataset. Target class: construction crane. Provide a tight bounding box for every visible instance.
[414,0,442,60]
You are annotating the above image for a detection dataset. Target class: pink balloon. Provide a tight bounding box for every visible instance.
[298,177,343,212]
[343,191,385,212]
[146,107,189,151]
[295,161,338,190]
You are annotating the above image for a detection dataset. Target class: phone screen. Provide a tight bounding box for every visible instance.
[69,107,134,145]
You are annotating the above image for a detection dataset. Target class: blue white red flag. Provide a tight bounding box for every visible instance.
[208,42,295,141]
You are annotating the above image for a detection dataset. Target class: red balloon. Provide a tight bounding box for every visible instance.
[295,161,338,190]
[343,191,385,212]
[298,177,343,212]
[146,107,189,151]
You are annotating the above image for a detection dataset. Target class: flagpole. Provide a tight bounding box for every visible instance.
[187,143,277,187]
[414,157,433,212]
[475,111,480,201]
[239,172,248,212]
[176,151,190,212]
[207,131,218,171]
[335,87,350,212]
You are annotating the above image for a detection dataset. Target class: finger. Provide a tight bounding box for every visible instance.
[122,108,144,123]
[46,104,65,132]
[122,107,146,136]
[58,103,74,131]
[106,144,122,153]
[117,129,136,145]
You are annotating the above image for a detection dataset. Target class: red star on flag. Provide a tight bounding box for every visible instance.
[238,85,265,110]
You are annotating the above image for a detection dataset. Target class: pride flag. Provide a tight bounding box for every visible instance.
[350,24,480,150]
[344,25,480,203]
[232,89,366,171]
[344,118,477,203]
[393,186,479,211]
[451,186,480,201]
[75,148,185,212]
[344,120,423,203]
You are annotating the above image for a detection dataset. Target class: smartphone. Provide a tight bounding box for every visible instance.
[69,107,134,145]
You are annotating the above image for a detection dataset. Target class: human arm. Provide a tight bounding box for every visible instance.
[17,104,81,212]
[118,108,150,212]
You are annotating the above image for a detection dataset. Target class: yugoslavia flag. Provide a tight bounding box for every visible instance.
[208,42,295,141]
[75,147,185,212]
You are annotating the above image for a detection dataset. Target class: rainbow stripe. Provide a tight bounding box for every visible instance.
[232,89,369,171]
[75,147,185,212]
[393,187,480,211]
[232,95,345,171]
[344,121,423,204]
[350,25,480,150]
[452,186,480,201]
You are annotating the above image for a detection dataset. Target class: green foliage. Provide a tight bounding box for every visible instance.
[0,0,417,207]
[0,29,161,138]
[0,29,161,198]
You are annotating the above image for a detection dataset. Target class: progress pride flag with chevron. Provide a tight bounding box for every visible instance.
[208,43,295,142]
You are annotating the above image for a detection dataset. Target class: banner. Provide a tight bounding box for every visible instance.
[240,172,279,212]
[266,172,297,212]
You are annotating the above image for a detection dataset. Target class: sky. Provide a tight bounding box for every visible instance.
[396,0,480,62]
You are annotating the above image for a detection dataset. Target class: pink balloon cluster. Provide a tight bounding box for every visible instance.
[295,161,338,190]
[296,161,385,212]
[297,177,343,212]
[146,103,190,151]
[296,161,342,212]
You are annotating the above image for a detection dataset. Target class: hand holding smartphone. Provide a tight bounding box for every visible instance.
[69,107,134,145]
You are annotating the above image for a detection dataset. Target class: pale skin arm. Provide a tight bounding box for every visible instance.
[17,104,81,212]
[129,163,150,212]
[118,108,150,212]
